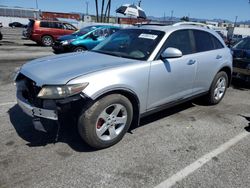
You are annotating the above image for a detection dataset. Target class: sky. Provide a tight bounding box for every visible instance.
[0,0,250,22]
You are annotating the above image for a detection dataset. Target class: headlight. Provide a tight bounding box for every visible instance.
[61,39,74,46]
[37,83,89,99]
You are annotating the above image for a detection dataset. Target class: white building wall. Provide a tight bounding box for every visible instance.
[234,27,250,37]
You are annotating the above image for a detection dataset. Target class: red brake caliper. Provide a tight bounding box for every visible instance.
[96,118,105,129]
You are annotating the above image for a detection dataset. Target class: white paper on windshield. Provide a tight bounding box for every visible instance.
[139,34,158,40]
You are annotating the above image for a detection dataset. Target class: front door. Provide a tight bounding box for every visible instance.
[147,29,196,110]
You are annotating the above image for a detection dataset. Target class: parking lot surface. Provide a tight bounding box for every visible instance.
[0,28,250,188]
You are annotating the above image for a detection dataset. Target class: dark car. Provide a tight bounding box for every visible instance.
[26,19,77,46]
[9,22,26,28]
[232,37,250,82]
[0,31,2,40]
[52,25,120,53]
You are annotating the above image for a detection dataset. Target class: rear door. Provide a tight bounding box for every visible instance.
[191,30,226,94]
[147,29,197,110]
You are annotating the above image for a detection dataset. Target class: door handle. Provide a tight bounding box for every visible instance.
[216,55,222,59]
[187,60,196,65]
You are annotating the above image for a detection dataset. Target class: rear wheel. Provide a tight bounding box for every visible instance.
[78,94,133,149]
[41,35,53,46]
[206,71,228,105]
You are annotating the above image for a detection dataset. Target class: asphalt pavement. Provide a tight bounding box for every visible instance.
[0,28,250,188]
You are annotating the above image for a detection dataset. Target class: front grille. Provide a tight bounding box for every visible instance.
[16,74,42,107]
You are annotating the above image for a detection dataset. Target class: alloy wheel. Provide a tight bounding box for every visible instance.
[214,77,226,101]
[95,104,128,141]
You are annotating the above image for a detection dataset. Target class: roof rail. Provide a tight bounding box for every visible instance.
[134,23,172,27]
[173,22,212,29]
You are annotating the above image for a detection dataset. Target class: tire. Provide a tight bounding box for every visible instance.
[73,46,86,52]
[206,71,228,105]
[78,94,133,149]
[41,35,53,46]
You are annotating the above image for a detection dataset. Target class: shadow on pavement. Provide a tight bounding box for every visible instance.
[240,115,250,132]
[9,101,195,151]
[231,78,250,90]
[138,102,195,128]
[8,105,95,152]
[23,43,40,47]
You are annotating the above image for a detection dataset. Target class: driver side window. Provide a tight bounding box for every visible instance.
[164,30,194,55]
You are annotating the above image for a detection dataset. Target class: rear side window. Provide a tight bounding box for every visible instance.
[193,30,224,52]
[164,30,193,55]
[40,22,64,29]
[212,35,224,49]
[40,21,49,28]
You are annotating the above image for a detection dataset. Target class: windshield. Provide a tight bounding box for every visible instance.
[92,29,165,60]
[74,26,99,36]
[233,38,250,50]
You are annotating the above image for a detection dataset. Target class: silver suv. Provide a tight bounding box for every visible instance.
[15,24,232,148]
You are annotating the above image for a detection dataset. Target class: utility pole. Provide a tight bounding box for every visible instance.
[170,10,174,21]
[86,1,89,15]
[234,16,238,27]
[35,0,38,9]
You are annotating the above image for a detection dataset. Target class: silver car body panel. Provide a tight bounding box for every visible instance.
[18,25,232,115]
[21,52,137,86]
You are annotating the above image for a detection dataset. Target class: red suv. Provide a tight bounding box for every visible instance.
[26,20,77,46]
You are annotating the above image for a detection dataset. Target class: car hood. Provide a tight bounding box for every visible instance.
[57,34,77,41]
[20,52,137,86]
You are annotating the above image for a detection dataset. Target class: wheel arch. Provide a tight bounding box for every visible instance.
[93,88,141,129]
[218,66,232,87]
[73,44,88,50]
[41,34,54,41]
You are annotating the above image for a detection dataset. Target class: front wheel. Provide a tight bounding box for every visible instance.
[73,46,86,52]
[206,71,228,105]
[78,94,133,149]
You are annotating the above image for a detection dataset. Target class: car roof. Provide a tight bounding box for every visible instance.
[87,25,120,28]
[132,24,213,32]
[128,24,226,46]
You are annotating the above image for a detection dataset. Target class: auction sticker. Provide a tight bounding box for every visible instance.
[139,33,158,40]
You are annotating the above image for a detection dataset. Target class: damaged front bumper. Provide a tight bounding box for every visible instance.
[17,90,58,120]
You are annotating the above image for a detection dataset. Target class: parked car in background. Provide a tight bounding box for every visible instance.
[25,19,77,46]
[0,31,2,40]
[232,37,250,82]
[52,25,120,53]
[9,22,26,28]
[229,34,243,46]
[15,25,232,149]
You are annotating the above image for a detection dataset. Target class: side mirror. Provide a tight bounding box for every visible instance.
[161,47,183,59]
